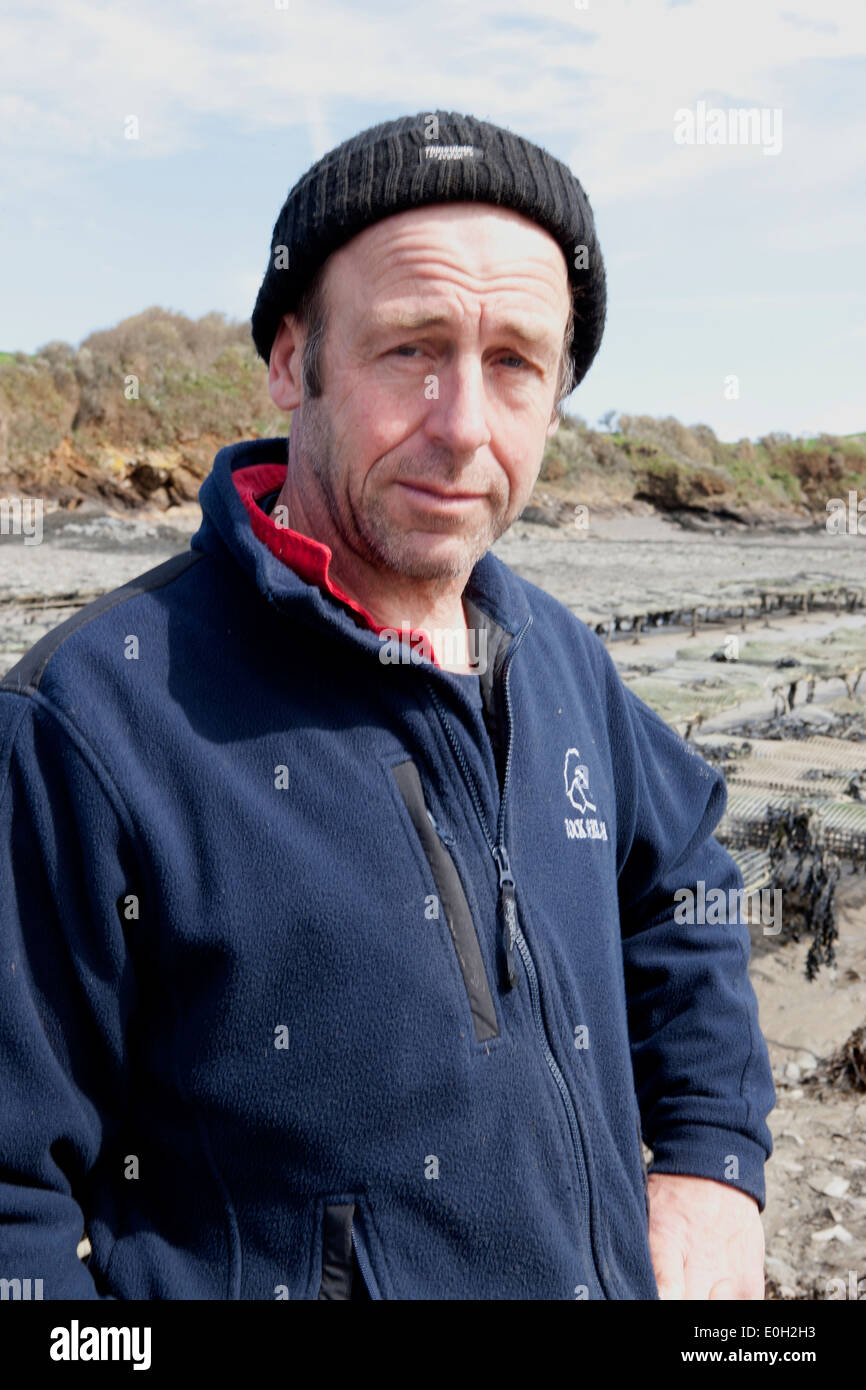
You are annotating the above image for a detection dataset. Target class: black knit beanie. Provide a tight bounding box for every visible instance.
[251,110,606,389]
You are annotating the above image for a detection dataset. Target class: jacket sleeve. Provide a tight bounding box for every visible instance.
[606,664,776,1211]
[0,689,138,1298]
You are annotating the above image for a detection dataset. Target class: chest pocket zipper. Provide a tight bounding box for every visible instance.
[391,758,499,1043]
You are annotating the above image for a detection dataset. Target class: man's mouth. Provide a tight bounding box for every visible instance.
[396,480,487,505]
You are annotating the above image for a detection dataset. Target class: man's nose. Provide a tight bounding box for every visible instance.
[423,355,492,460]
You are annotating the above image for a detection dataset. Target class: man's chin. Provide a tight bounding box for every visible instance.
[368,532,493,582]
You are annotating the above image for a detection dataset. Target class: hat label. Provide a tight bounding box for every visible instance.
[419,144,485,163]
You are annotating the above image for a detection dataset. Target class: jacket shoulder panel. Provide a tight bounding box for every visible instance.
[511,569,619,689]
[0,549,205,696]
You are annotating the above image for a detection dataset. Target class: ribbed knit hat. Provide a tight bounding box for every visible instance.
[251,110,606,390]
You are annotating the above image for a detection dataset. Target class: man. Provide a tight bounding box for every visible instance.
[0,110,774,1300]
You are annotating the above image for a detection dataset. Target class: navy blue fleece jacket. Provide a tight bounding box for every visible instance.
[0,436,775,1300]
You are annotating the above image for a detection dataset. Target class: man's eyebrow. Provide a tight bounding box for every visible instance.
[360,308,558,357]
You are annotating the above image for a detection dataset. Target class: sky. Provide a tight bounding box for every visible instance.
[0,0,863,441]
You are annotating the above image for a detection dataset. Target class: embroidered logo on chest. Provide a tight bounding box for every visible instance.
[563,747,608,842]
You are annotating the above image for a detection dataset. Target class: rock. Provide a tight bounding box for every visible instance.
[797,1052,818,1072]
[824,1177,851,1199]
[765,1256,798,1286]
[807,1172,850,1198]
[788,1088,804,1100]
[169,465,202,502]
[145,486,172,511]
[784,1062,801,1082]
[779,1130,805,1146]
[518,505,560,529]
[632,460,733,514]
[811,1224,853,1244]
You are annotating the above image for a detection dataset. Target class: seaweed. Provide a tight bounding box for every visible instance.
[764,804,841,979]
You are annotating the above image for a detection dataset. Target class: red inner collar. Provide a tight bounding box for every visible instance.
[232,462,441,665]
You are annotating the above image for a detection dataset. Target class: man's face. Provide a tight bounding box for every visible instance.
[269,202,572,582]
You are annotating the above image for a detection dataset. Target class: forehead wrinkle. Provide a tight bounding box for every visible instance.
[343,214,568,287]
[338,222,571,363]
[355,259,569,352]
[355,210,565,264]
[361,245,567,303]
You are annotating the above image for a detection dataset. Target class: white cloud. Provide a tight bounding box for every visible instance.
[1,0,861,254]
[1,0,863,162]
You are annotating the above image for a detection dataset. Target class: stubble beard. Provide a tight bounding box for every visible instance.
[296,396,515,582]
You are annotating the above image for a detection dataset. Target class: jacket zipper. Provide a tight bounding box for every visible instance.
[351,1222,377,1298]
[424,621,529,990]
[423,619,602,1293]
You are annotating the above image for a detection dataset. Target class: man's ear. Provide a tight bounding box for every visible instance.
[546,411,561,439]
[268,313,304,412]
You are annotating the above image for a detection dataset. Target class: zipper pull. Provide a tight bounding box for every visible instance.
[425,806,455,846]
[493,845,518,990]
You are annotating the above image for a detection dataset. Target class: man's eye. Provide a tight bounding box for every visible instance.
[390,347,527,368]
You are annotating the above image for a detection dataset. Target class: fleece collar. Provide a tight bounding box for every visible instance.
[190,436,531,668]
[230,458,393,637]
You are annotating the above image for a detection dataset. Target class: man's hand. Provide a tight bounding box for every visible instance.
[647,1172,765,1300]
